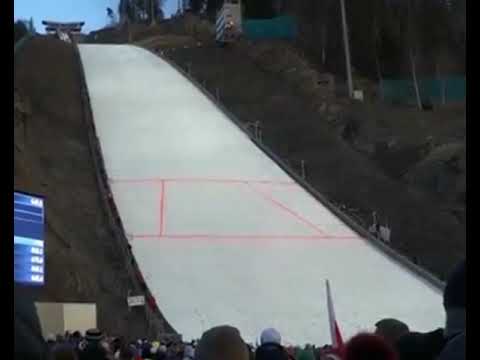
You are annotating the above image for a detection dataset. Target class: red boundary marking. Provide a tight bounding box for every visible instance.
[133,234,359,240]
[111,176,357,240]
[159,180,166,236]
[245,182,327,236]
[110,177,296,186]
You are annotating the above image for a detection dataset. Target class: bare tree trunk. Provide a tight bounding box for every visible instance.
[373,15,383,101]
[144,0,148,22]
[150,0,156,26]
[321,23,328,66]
[410,49,422,110]
[407,0,422,110]
[340,0,354,98]
[375,54,383,101]
[436,61,446,105]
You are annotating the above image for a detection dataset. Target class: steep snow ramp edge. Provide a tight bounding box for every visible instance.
[78,44,443,345]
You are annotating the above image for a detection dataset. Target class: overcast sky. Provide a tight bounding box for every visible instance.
[14,0,178,33]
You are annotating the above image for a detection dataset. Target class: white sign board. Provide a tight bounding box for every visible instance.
[35,302,97,337]
[127,295,145,307]
[353,89,364,102]
[379,225,391,244]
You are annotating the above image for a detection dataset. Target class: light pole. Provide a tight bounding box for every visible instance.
[340,0,354,98]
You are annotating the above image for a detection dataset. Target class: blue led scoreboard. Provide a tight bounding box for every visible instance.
[14,191,45,285]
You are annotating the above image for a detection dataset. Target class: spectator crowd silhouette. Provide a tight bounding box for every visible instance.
[15,260,465,360]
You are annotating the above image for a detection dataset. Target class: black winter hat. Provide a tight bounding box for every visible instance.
[443,260,466,310]
[85,328,104,342]
[395,329,446,360]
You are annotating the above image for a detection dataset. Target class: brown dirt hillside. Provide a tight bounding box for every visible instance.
[14,36,174,338]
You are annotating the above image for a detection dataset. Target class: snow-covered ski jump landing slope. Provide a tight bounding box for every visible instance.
[79,44,443,345]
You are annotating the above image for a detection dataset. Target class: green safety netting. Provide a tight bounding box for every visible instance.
[242,16,297,40]
[381,76,465,105]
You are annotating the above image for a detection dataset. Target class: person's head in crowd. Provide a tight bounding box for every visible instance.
[56,334,65,343]
[47,334,56,346]
[112,337,123,354]
[434,259,466,360]
[437,330,465,360]
[194,325,249,360]
[345,333,398,360]
[285,346,296,360]
[312,346,323,360]
[322,354,341,360]
[374,319,410,345]
[156,344,168,360]
[150,341,160,354]
[297,347,316,360]
[78,329,109,360]
[167,341,180,356]
[77,339,88,352]
[100,339,112,355]
[184,343,195,359]
[260,328,282,346]
[256,328,289,360]
[15,284,49,360]
[395,328,445,360]
[70,331,82,346]
[443,259,466,338]
[118,344,135,360]
[246,343,255,360]
[51,343,78,360]
[322,345,332,350]
[141,341,154,359]
[85,328,104,344]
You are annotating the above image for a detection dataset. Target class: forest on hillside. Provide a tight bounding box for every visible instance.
[289,0,465,80]
[112,1,466,81]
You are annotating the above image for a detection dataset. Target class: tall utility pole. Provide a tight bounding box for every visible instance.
[150,0,155,25]
[340,0,354,98]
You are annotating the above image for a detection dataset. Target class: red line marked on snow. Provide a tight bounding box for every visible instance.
[165,234,325,240]
[132,234,360,241]
[160,180,166,236]
[134,234,162,239]
[111,177,359,242]
[110,177,296,186]
[246,183,328,236]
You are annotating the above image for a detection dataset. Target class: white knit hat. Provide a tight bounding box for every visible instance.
[184,344,195,358]
[325,355,341,360]
[260,328,281,345]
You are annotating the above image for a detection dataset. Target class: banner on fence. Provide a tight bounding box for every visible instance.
[243,16,297,40]
[381,76,465,105]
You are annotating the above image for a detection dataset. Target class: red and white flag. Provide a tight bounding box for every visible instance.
[326,279,345,355]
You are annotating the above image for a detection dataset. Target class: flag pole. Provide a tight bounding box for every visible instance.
[326,279,345,355]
